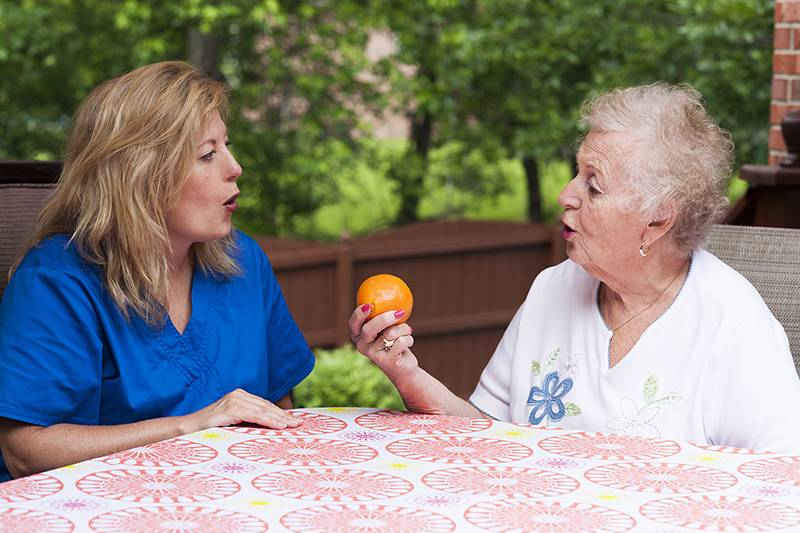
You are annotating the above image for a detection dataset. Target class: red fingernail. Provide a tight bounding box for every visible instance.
[409,326,413,333]
[362,304,371,313]
[394,310,405,318]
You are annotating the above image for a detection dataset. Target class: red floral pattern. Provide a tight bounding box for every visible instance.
[0,507,74,532]
[99,438,217,467]
[386,436,533,464]
[0,474,63,503]
[464,500,636,532]
[228,437,379,466]
[639,495,800,531]
[252,468,413,501]
[280,504,456,532]
[76,469,240,503]
[88,505,268,532]
[739,456,800,486]
[422,466,580,497]
[355,410,493,434]
[584,462,738,493]
[538,431,681,460]
[1,408,798,532]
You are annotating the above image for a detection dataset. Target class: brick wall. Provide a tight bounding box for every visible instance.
[772,1,800,164]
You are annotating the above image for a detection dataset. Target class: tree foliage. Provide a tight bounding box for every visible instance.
[369,0,774,222]
[0,0,383,237]
[0,0,775,232]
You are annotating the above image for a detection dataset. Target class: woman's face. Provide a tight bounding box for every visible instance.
[558,130,647,280]
[166,110,242,254]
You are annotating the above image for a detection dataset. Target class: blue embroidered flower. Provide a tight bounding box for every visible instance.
[527,371,573,425]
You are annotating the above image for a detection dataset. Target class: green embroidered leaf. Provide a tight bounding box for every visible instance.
[565,402,582,416]
[543,348,560,369]
[643,375,659,403]
[655,392,683,405]
[531,361,541,376]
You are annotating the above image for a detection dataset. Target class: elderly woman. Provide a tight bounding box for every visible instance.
[351,82,800,453]
[0,62,314,481]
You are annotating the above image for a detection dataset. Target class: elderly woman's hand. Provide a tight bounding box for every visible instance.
[349,304,489,420]
[350,304,415,378]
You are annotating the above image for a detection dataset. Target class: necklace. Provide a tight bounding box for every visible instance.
[604,258,690,333]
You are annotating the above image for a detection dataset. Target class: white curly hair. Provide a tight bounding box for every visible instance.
[579,82,735,253]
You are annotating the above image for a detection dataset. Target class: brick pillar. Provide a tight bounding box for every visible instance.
[771,1,800,165]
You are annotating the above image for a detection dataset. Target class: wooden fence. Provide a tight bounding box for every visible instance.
[256,219,567,399]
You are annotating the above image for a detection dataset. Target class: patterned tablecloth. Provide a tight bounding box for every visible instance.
[1,407,800,532]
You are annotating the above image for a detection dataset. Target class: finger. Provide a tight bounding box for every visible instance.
[378,323,413,342]
[376,331,414,355]
[349,304,372,336]
[403,333,415,349]
[352,307,409,356]
[361,309,408,340]
[250,404,303,429]
[233,403,302,430]
[212,390,303,429]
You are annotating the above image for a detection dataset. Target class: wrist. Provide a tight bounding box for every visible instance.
[175,414,201,437]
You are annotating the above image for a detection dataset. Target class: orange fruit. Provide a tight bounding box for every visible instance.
[356,274,413,324]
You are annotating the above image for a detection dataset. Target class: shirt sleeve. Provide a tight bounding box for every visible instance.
[469,299,526,421]
[0,265,105,426]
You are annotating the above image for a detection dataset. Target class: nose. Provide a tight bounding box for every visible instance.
[225,148,242,181]
[558,176,580,210]
[229,158,242,181]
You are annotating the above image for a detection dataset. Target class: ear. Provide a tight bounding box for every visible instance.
[642,198,679,248]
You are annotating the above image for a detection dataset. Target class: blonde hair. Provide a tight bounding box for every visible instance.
[15,61,241,324]
[579,82,735,253]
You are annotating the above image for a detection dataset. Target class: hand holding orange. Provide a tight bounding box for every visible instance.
[356,274,413,324]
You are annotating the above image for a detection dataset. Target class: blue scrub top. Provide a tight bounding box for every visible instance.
[0,230,314,481]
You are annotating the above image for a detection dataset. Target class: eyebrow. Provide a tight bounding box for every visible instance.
[198,128,230,148]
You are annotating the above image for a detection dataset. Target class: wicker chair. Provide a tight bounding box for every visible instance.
[0,161,59,302]
[704,224,800,377]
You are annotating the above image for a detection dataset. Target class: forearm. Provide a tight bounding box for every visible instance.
[349,304,486,419]
[0,391,298,479]
[386,364,488,419]
[0,415,194,479]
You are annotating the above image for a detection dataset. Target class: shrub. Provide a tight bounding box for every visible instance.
[292,344,405,410]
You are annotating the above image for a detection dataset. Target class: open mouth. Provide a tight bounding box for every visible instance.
[561,221,575,239]
[224,193,240,211]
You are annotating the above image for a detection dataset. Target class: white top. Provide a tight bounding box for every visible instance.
[470,248,800,453]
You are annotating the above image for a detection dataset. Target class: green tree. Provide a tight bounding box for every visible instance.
[225,1,386,236]
[365,0,483,225]
[0,0,385,237]
[0,0,171,159]
[1,0,775,230]
[370,0,773,223]
[453,0,600,221]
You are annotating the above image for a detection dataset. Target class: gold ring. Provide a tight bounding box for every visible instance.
[381,335,396,351]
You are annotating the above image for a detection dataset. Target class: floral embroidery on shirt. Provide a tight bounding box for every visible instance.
[527,349,582,426]
[606,374,682,438]
[559,352,582,378]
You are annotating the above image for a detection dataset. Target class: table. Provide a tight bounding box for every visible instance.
[1,407,799,532]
